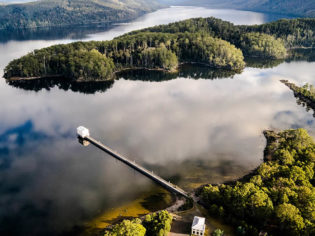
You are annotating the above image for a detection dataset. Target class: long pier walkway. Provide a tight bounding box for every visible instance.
[77,127,189,198]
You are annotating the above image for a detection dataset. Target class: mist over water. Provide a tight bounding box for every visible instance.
[0,6,312,235]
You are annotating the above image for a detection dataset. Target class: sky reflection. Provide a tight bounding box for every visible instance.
[1,60,315,236]
[0,6,314,235]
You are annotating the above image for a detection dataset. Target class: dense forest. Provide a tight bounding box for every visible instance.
[4,17,315,81]
[199,129,315,235]
[104,210,172,236]
[134,17,315,49]
[0,0,160,30]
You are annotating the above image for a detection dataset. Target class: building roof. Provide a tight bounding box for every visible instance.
[77,126,90,138]
[192,216,206,231]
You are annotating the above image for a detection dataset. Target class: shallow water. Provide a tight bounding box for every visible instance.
[0,6,312,235]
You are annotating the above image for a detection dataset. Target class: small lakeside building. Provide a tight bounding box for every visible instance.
[77,126,90,138]
[191,216,206,236]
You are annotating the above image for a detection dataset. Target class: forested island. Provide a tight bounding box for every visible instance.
[4,17,314,82]
[0,0,161,30]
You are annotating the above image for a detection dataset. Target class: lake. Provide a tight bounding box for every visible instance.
[0,6,313,235]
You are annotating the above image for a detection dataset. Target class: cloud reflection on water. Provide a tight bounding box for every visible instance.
[0,6,314,235]
[1,61,315,234]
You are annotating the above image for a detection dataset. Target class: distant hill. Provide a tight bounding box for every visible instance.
[0,0,161,30]
[0,0,35,3]
[158,0,315,17]
[255,0,315,17]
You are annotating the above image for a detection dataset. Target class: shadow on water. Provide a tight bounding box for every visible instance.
[143,159,252,192]
[0,24,115,43]
[245,48,315,69]
[245,57,284,69]
[6,49,315,94]
[6,64,239,93]
[7,78,115,94]
[178,64,239,80]
[246,48,315,69]
[139,191,172,212]
[117,69,179,82]
[286,48,315,62]
[119,64,239,82]
[292,95,315,118]
[7,49,315,94]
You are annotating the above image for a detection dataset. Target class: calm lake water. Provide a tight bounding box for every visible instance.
[0,6,313,235]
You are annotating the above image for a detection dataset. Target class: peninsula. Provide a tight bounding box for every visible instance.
[89,128,315,236]
[199,128,315,235]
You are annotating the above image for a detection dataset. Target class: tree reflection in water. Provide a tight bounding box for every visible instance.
[7,49,315,96]
[7,64,241,93]
[7,78,115,94]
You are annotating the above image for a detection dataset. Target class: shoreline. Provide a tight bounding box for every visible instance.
[5,61,237,83]
[281,79,315,112]
[7,48,314,83]
[82,187,175,235]
[99,129,274,234]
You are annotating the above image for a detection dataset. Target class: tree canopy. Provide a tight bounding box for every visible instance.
[143,210,173,236]
[240,32,287,59]
[104,219,146,236]
[104,211,173,236]
[200,129,315,235]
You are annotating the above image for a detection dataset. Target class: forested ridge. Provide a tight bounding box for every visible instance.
[4,17,315,81]
[2,0,314,18]
[200,129,315,235]
[158,0,315,18]
[132,17,315,49]
[0,0,161,30]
